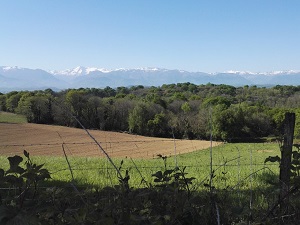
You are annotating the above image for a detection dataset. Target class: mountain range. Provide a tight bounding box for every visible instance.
[1,66,300,93]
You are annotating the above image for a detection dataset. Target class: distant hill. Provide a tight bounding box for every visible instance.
[1,66,300,92]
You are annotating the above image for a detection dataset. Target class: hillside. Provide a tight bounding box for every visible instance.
[0,123,220,159]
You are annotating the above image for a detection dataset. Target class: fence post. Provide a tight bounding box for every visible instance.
[279,112,295,211]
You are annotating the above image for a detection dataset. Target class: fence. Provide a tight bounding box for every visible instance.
[0,123,283,193]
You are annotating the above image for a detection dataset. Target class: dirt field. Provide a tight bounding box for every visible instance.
[0,123,221,159]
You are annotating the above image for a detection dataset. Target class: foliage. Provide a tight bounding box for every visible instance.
[16,93,53,124]
[265,143,300,187]
[3,83,300,140]
[1,144,300,224]
[0,151,51,224]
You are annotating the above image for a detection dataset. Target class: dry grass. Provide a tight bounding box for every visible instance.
[0,123,221,159]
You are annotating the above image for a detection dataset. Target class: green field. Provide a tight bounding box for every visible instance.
[0,113,280,189]
[0,141,294,224]
[0,142,280,189]
[0,115,288,223]
[0,111,27,123]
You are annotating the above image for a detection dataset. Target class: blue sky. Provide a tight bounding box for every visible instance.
[1,0,300,73]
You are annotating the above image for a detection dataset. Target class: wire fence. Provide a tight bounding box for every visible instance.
[0,123,281,191]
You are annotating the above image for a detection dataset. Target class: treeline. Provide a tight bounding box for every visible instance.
[1,83,300,141]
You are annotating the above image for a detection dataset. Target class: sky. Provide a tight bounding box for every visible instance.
[1,0,300,73]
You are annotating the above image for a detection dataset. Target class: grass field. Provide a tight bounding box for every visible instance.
[0,116,295,224]
[0,137,287,224]
[0,111,27,123]
[0,140,280,190]
[0,120,280,189]
[0,120,287,223]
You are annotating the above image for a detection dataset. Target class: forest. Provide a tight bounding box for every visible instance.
[1,83,300,141]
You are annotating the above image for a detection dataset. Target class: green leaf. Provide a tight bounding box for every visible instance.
[163,169,174,176]
[37,169,51,180]
[35,164,45,171]
[4,175,23,187]
[6,166,25,175]
[8,155,23,168]
[264,155,281,164]
[154,178,161,182]
[163,177,171,182]
[292,151,300,159]
[152,171,163,179]
[23,150,29,158]
[186,177,196,184]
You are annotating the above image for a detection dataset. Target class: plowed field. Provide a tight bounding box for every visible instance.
[0,123,221,159]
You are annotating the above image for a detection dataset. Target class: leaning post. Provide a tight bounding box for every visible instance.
[279,112,295,211]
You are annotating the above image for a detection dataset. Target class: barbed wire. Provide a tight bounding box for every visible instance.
[0,138,202,147]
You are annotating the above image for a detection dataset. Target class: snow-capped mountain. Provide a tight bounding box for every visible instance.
[0,66,68,92]
[224,70,300,85]
[49,66,168,77]
[50,66,112,76]
[1,66,300,93]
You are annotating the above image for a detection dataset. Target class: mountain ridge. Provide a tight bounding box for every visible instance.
[1,66,300,93]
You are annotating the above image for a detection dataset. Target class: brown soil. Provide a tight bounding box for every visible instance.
[0,123,221,159]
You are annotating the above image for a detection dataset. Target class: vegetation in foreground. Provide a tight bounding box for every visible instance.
[1,141,300,224]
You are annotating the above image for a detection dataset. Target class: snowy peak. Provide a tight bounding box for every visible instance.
[0,66,25,72]
[224,70,256,75]
[224,70,300,76]
[50,66,90,76]
[1,65,300,93]
[49,66,168,76]
[265,70,300,75]
[49,66,120,76]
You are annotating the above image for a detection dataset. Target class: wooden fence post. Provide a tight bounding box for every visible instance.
[279,112,295,211]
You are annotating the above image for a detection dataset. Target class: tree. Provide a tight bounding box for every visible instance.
[65,90,88,122]
[17,95,51,124]
[172,92,187,101]
[83,96,103,128]
[212,105,246,141]
[128,103,151,135]
[6,92,22,112]
[202,96,231,108]
[0,94,7,111]
[113,98,135,131]
[103,86,116,97]
[268,108,290,136]
[145,93,166,108]
[128,102,163,136]
[147,113,170,137]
